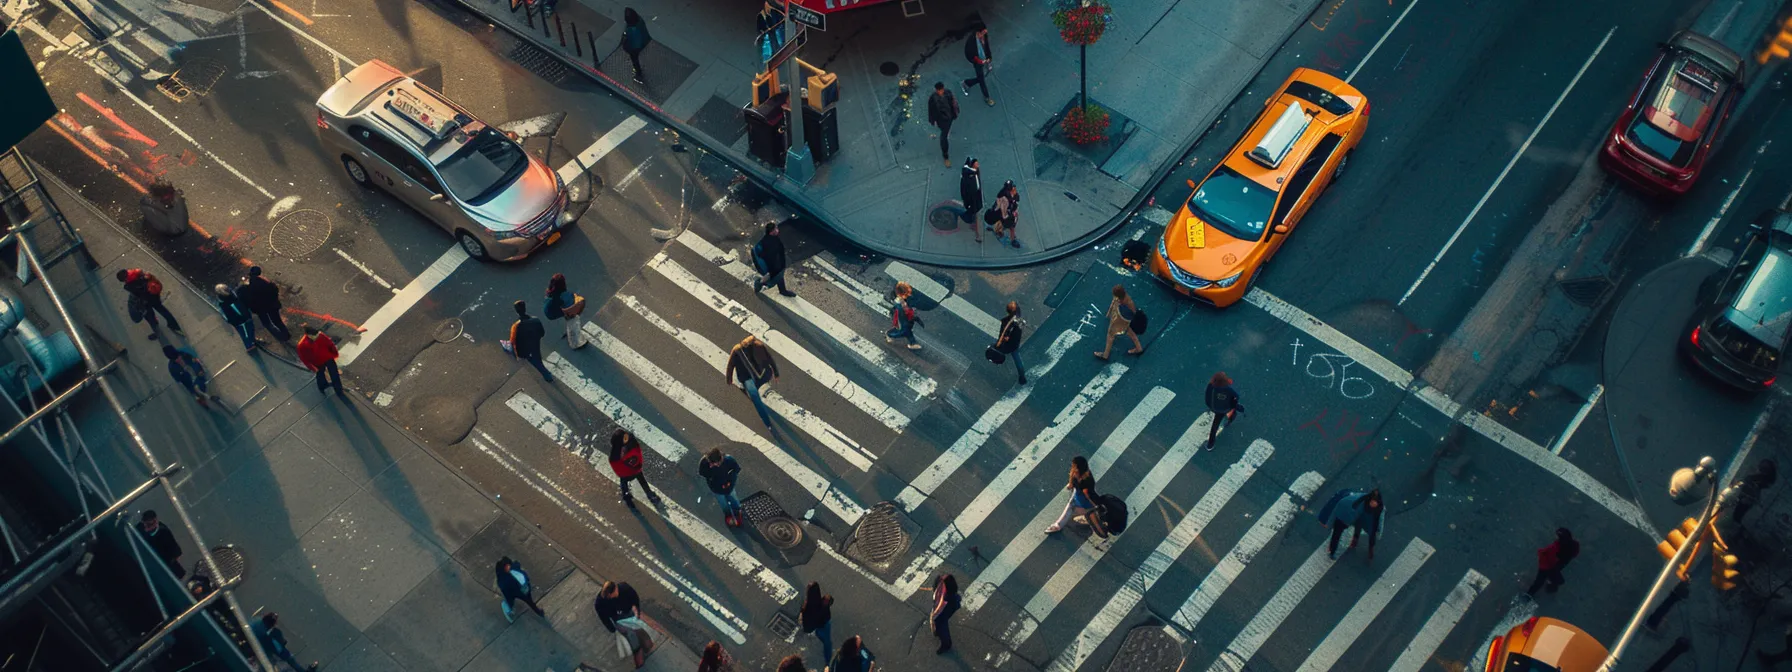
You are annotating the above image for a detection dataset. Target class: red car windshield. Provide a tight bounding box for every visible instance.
[1625,56,1725,167]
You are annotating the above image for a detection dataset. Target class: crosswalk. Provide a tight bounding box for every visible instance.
[471,218,1499,670]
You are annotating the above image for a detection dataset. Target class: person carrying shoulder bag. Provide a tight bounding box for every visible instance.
[987,301,1028,385]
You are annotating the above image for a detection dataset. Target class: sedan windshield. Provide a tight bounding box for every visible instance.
[436,128,528,204]
[1191,166,1276,240]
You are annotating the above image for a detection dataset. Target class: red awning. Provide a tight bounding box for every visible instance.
[789,0,898,12]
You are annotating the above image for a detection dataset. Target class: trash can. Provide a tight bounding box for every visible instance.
[803,105,838,163]
[743,92,789,169]
[139,183,190,237]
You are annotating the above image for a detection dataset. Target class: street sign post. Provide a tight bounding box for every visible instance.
[788,3,826,31]
[766,26,808,72]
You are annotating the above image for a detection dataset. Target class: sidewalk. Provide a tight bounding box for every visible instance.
[448,0,1319,267]
[29,165,698,670]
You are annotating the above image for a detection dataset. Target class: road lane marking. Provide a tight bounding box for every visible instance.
[262,0,314,25]
[1549,384,1603,455]
[467,432,747,643]
[895,363,1129,597]
[1170,472,1325,632]
[1002,412,1221,651]
[1465,598,1539,672]
[883,261,1002,338]
[647,253,911,432]
[1398,25,1617,305]
[580,322,867,524]
[806,256,889,315]
[560,116,649,184]
[1295,538,1436,672]
[1244,287,1654,536]
[674,232,938,400]
[1346,0,1421,83]
[616,293,878,470]
[963,388,1177,613]
[1206,538,1339,672]
[895,330,1083,511]
[333,248,397,293]
[338,245,468,366]
[1721,398,1779,488]
[540,354,692,462]
[1389,569,1491,672]
[502,394,799,604]
[246,0,355,65]
[1048,439,1275,672]
[1687,166,1754,257]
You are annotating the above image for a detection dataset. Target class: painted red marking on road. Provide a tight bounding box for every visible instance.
[1300,408,1377,460]
[178,150,199,167]
[77,92,158,148]
[45,121,148,195]
[286,308,367,332]
[264,0,315,25]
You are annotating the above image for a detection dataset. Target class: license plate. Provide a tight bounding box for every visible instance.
[1187,220,1206,249]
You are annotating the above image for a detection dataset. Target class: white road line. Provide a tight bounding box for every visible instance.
[895,330,1082,511]
[883,261,1002,338]
[338,246,468,366]
[1048,440,1275,672]
[77,57,276,201]
[581,322,867,524]
[673,231,938,400]
[614,154,656,192]
[616,293,877,471]
[806,257,889,315]
[963,388,1177,613]
[499,396,800,605]
[1549,384,1603,455]
[1295,538,1436,672]
[1244,287,1654,536]
[1397,25,1617,306]
[1002,412,1224,650]
[1390,569,1491,672]
[1206,538,1339,672]
[333,248,397,293]
[560,117,650,184]
[467,433,748,643]
[542,353,692,462]
[1465,598,1539,672]
[1346,0,1420,83]
[1170,472,1326,632]
[647,254,911,432]
[895,363,1128,597]
[246,0,357,65]
[1687,167,1753,257]
[1721,398,1779,488]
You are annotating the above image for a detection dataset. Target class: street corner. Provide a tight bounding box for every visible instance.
[366,322,520,446]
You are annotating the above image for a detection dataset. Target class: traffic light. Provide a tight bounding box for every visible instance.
[1760,14,1792,64]
[1711,527,1741,590]
[1657,517,1705,581]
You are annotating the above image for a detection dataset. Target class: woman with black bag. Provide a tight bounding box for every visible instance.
[987,301,1027,385]
[1094,285,1145,360]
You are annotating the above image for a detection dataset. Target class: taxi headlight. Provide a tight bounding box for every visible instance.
[493,229,528,241]
[1215,271,1244,288]
[1157,236,1169,261]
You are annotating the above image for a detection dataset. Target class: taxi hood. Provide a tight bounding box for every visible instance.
[1163,206,1260,280]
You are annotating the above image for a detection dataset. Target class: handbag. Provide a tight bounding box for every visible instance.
[985,345,1005,364]
[1130,309,1149,335]
[613,631,633,657]
[563,293,587,317]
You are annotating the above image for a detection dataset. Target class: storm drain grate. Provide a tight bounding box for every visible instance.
[268,209,332,258]
[207,545,248,584]
[1557,276,1613,308]
[767,611,798,639]
[509,42,571,85]
[741,493,805,550]
[841,502,914,573]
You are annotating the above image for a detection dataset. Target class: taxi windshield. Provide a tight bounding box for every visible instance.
[436,128,528,204]
[1191,166,1276,240]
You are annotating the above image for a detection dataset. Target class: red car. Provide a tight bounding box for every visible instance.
[1599,31,1744,197]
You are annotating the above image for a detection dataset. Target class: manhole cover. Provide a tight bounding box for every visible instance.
[929,203,962,231]
[761,517,805,549]
[433,318,464,343]
[1558,276,1612,308]
[846,503,909,563]
[268,209,332,258]
[207,545,248,584]
[767,611,799,639]
[878,61,900,76]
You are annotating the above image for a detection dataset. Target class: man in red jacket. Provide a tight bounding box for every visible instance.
[296,326,344,397]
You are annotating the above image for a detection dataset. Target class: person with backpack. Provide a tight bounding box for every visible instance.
[1318,488,1383,561]
[163,345,221,407]
[543,273,586,350]
[991,301,1027,385]
[1094,285,1144,360]
[959,158,983,240]
[1045,456,1099,534]
[117,268,182,340]
[239,266,290,342]
[214,284,258,351]
[725,335,779,428]
[960,23,994,106]
[609,428,662,508]
[296,326,345,398]
[620,8,651,85]
[886,282,921,351]
[751,221,795,297]
[507,300,553,383]
[1528,528,1580,595]
[1203,372,1245,451]
[699,448,744,527]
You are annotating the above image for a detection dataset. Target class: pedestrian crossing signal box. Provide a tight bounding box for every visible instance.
[753,71,781,107]
[805,71,839,112]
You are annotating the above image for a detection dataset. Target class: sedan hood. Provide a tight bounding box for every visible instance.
[463,157,561,231]
[1164,206,1260,281]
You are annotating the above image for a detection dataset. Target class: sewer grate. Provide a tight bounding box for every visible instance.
[741,493,804,550]
[767,611,798,639]
[207,545,248,584]
[842,502,912,570]
[509,42,571,85]
[176,58,228,96]
[1557,276,1613,308]
[268,209,332,258]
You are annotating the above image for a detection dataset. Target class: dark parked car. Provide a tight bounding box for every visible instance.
[1685,208,1792,390]
[1599,31,1744,197]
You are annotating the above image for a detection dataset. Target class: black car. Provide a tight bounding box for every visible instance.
[1685,208,1792,389]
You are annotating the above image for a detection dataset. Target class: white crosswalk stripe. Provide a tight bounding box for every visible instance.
[1391,569,1490,672]
[1171,472,1326,632]
[883,260,1002,338]
[1295,538,1435,672]
[805,256,889,315]
[1207,539,1339,672]
[541,352,692,463]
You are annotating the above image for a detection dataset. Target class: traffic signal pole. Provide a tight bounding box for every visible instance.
[1597,470,1732,672]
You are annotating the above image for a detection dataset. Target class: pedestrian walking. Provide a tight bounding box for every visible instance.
[1094,285,1144,360]
[931,574,960,654]
[1045,456,1099,534]
[886,281,921,350]
[251,613,318,671]
[506,300,554,383]
[756,1,786,62]
[959,157,983,239]
[296,326,345,397]
[928,82,960,166]
[621,8,651,85]
[777,655,809,672]
[137,510,185,579]
[992,180,1021,248]
[700,448,744,527]
[991,301,1027,384]
[118,267,183,340]
[494,556,545,622]
[610,428,663,508]
[725,334,780,428]
[960,24,994,106]
[1527,527,1580,595]
[214,283,259,351]
[239,266,291,342]
[1318,488,1383,560]
[751,220,796,297]
[801,582,834,660]
[163,345,221,407]
[1732,458,1777,525]
[544,273,587,350]
[1203,372,1245,450]
[698,640,732,672]
[1758,623,1792,665]
[595,581,656,668]
[827,635,876,672]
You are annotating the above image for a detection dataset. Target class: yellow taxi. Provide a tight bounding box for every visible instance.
[1485,617,1610,672]
[1151,68,1369,306]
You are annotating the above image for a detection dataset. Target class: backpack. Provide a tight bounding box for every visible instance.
[984,206,1002,225]
[141,272,164,297]
[1095,494,1128,535]
[751,243,768,274]
[890,301,917,328]
[544,293,565,320]
[1130,308,1149,335]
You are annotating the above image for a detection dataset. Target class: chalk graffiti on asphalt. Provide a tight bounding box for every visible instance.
[1291,337,1374,400]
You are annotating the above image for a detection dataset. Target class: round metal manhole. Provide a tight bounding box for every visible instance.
[878,61,900,76]
[761,517,805,550]
[433,318,465,344]
[850,506,910,563]
[928,203,962,232]
[268,209,333,258]
[207,545,248,583]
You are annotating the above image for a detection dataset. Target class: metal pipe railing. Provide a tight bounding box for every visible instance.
[0,472,164,600]
[110,576,242,671]
[0,359,116,444]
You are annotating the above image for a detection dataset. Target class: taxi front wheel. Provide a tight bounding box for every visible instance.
[342,157,371,187]
[456,231,490,261]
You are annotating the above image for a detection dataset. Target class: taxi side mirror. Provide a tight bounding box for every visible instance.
[1273,224,1291,235]
[1187,179,1197,189]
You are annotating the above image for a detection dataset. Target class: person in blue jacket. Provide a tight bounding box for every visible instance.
[1318,488,1383,561]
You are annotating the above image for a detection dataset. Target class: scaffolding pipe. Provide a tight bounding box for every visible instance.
[0,359,117,444]
[11,229,275,671]
[0,472,164,600]
[109,576,241,672]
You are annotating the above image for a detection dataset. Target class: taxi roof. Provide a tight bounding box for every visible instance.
[319,59,475,153]
[1221,69,1364,191]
